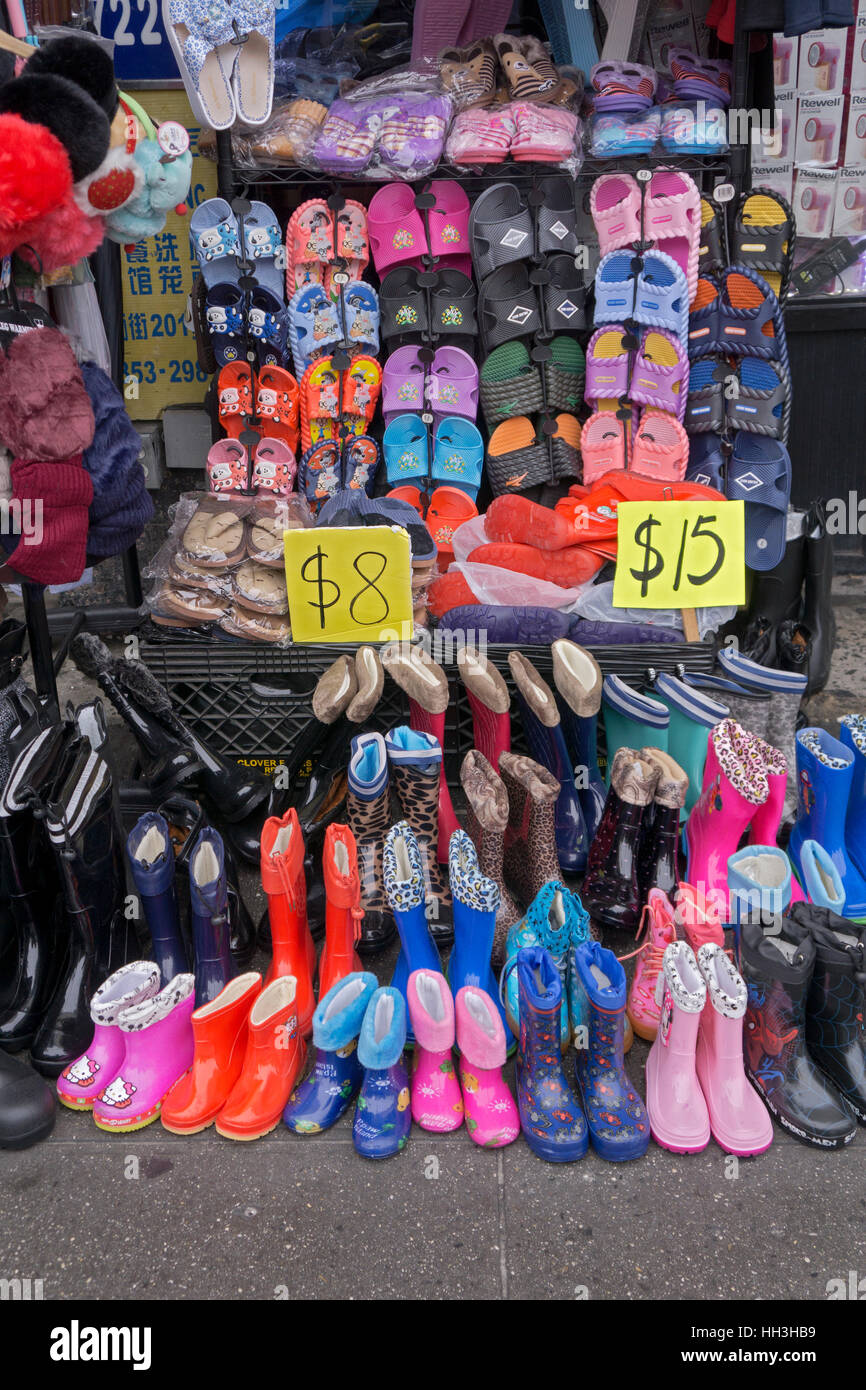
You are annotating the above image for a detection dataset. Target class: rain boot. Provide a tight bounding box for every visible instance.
[695,942,774,1155]
[675,881,725,952]
[802,498,834,695]
[797,840,845,912]
[159,794,255,968]
[318,823,364,1000]
[645,940,711,1153]
[581,748,659,933]
[637,747,688,905]
[499,751,562,905]
[650,671,727,820]
[601,675,670,781]
[455,986,519,1149]
[627,889,677,1042]
[788,728,866,919]
[508,651,588,873]
[551,639,606,840]
[0,1051,55,1150]
[407,969,463,1132]
[380,643,458,863]
[460,749,521,967]
[93,973,196,1133]
[746,735,788,847]
[260,808,316,1036]
[503,881,587,1050]
[728,846,796,938]
[699,669,772,742]
[353,986,411,1159]
[572,942,650,1161]
[715,651,806,821]
[456,647,511,771]
[346,732,394,954]
[386,725,452,941]
[127,813,189,983]
[684,718,772,915]
[740,917,855,1148]
[447,829,506,1032]
[216,977,306,1140]
[839,715,866,882]
[161,972,262,1134]
[283,971,377,1134]
[745,526,805,636]
[787,903,866,1123]
[188,827,237,1010]
[514,946,588,1163]
[384,822,443,1041]
[56,961,160,1112]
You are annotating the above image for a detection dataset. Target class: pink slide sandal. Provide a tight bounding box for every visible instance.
[580,411,628,483]
[427,180,472,276]
[590,173,642,254]
[643,169,701,305]
[368,183,428,276]
[630,410,689,481]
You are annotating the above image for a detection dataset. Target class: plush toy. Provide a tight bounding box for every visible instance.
[101,95,192,244]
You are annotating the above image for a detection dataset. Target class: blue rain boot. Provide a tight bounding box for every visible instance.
[601,675,669,783]
[446,829,508,1038]
[651,671,728,820]
[798,840,845,913]
[571,942,650,1162]
[283,971,377,1134]
[551,639,606,839]
[503,880,588,1051]
[839,715,866,882]
[188,827,236,1006]
[728,846,793,933]
[788,728,866,920]
[126,812,189,983]
[508,651,588,873]
[353,986,411,1159]
[514,946,588,1163]
[384,822,442,1042]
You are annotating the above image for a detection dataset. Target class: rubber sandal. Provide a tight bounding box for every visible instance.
[300,358,341,453]
[485,416,551,496]
[542,253,588,333]
[384,413,429,487]
[368,182,428,276]
[594,251,637,326]
[545,336,585,411]
[286,199,333,295]
[717,266,787,366]
[333,199,369,288]
[478,262,541,352]
[480,342,543,423]
[493,32,561,102]
[217,362,255,439]
[289,283,342,376]
[629,329,688,419]
[342,282,380,356]
[427,179,472,276]
[250,438,295,496]
[429,346,478,422]
[299,438,342,508]
[630,411,689,481]
[342,356,382,437]
[727,357,791,442]
[685,432,725,491]
[634,250,690,345]
[163,0,236,131]
[536,174,579,256]
[580,411,627,484]
[731,188,795,305]
[383,345,426,422]
[247,286,289,369]
[207,439,248,494]
[241,201,283,296]
[432,415,484,497]
[469,539,603,588]
[189,198,240,285]
[550,412,581,480]
[255,366,300,453]
[585,326,631,411]
[379,267,429,343]
[643,169,701,304]
[698,196,726,276]
[205,284,245,366]
[590,172,642,254]
[684,355,725,432]
[469,182,534,281]
[387,485,423,510]
[430,269,477,342]
[342,435,379,495]
[425,486,478,567]
[687,274,722,358]
[727,434,791,570]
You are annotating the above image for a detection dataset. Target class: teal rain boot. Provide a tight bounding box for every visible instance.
[283,971,378,1134]
[601,675,669,784]
[651,671,728,821]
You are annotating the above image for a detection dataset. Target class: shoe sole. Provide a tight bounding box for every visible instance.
[93,1106,161,1134]
[626,1010,658,1043]
[745,1068,856,1149]
[57,1095,94,1113]
[160,1117,217,1136]
[215,1117,282,1141]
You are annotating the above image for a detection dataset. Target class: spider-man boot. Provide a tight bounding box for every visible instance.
[786,904,866,1125]
[514,946,588,1163]
[572,942,650,1161]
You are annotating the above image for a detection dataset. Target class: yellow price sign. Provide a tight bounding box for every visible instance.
[613,500,746,610]
[284,526,414,644]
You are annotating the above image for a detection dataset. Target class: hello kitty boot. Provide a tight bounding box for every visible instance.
[56,962,161,1112]
[93,975,195,1133]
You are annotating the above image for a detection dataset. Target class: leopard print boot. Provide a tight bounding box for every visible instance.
[499,751,563,906]
[460,749,521,968]
[346,732,395,953]
[386,726,453,944]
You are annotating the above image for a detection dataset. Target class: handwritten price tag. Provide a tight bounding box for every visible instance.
[613,501,746,610]
[284,525,414,644]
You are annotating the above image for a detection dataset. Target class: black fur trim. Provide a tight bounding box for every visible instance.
[0,73,110,181]
[25,36,118,120]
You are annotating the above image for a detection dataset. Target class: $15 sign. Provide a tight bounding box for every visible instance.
[613,500,746,610]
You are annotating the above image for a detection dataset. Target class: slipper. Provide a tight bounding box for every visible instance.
[342,282,380,356]
[580,411,627,484]
[384,413,429,487]
[230,1,275,126]
[590,173,642,254]
[299,439,342,508]
[251,437,296,496]
[246,286,289,369]
[155,584,228,626]
[289,283,342,375]
[378,95,451,178]
[342,356,382,436]
[432,415,484,497]
[685,432,725,491]
[469,182,534,281]
[429,346,478,422]
[542,253,588,333]
[439,40,498,108]
[593,251,637,326]
[286,200,333,295]
[220,605,290,644]
[189,197,240,285]
[727,357,791,442]
[545,336,585,411]
[591,60,657,109]
[643,169,701,304]
[629,329,689,420]
[698,196,726,276]
[313,99,378,177]
[430,269,477,342]
[634,250,690,345]
[181,501,247,568]
[255,366,300,453]
[446,105,514,164]
[485,415,550,495]
[585,326,631,412]
[240,201,283,296]
[731,189,796,306]
[368,182,428,276]
[333,199,369,288]
[427,179,472,276]
[477,262,541,352]
[163,0,236,131]
[342,435,380,494]
[727,433,791,570]
[425,486,478,567]
[492,32,561,102]
[383,345,426,422]
[716,266,788,365]
[468,540,603,588]
[247,500,298,567]
[480,341,544,423]
[217,362,255,439]
[233,560,289,615]
[300,358,342,452]
[510,102,580,163]
[550,412,581,478]
[205,284,245,366]
[683,354,726,433]
[207,439,248,494]
[590,108,662,158]
[379,267,429,343]
[669,49,732,104]
[536,174,579,256]
[630,411,689,481]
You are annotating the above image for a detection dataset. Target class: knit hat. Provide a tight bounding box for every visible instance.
[4,456,93,585]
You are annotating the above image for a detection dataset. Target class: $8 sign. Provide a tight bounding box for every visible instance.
[613,500,746,610]
[284,525,414,644]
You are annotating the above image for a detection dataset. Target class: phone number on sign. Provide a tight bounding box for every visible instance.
[125,359,209,385]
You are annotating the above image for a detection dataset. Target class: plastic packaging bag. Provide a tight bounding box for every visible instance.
[589,105,662,158]
[446,101,583,176]
[310,88,453,180]
[449,515,592,609]
[659,101,729,155]
[575,580,735,639]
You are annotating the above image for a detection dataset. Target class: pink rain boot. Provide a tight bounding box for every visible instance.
[685,719,770,913]
[695,943,774,1156]
[748,737,788,847]
[645,941,710,1154]
[407,969,463,1133]
[626,889,677,1043]
[57,962,160,1112]
[675,880,725,952]
[456,985,519,1149]
[93,974,196,1133]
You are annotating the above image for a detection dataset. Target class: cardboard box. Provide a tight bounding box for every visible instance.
[774,34,799,88]
[755,87,796,161]
[795,92,845,165]
[850,14,866,90]
[835,165,866,233]
[798,28,847,95]
[844,91,866,166]
[793,166,839,235]
[751,161,794,204]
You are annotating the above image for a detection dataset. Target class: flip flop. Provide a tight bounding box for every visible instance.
[207,439,248,494]
[205,284,245,366]
[630,411,689,481]
[469,182,534,281]
[342,435,380,494]
[580,411,627,484]
[545,336,586,411]
[485,416,550,495]
[478,262,541,352]
[542,254,588,333]
[593,251,637,326]
[383,345,426,422]
[217,362,255,440]
[250,437,296,497]
[300,357,342,453]
[368,182,428,276]
[240,201,283,296]
[246,286,289,369]
[432,415,484,497]
[299,439,342,508]
[286,199,333,295]
[585,326,631,412]
[629,329,689,420]
[731,189,796,306]
[384,413,429,487]
[333,199,369,289]
[536,174,579,256]
[717,266,788,366]
[684,355,726,432]
[430,269,477,342]
[590,173,642,254]
[698,196,726,276]
[634,250,690,345]
[429,346,478,421]
[427,179,472,276]
[342,356,382,436]
[425,486,478,567]
[727,357,791,442]
[480,341,544,423]
[643,169,701,304]
[289,283,343,375]
[727,433,791,570]
[379,267,429,343]
[189,198,240,286]
[255,366,300,453]
[342,282,380,356]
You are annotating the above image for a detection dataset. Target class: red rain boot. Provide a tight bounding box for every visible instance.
[457,646,511,770]
[319,824,365,999]
[260,809,316,1037]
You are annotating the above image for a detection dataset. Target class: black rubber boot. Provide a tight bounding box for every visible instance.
[581,748,657,933]
[802,500,835,694]
[776,620,812,680]
[747,531,805,625]
[739,916,856,1149]
[787,903,866,1123]
[0,1051,55,1149]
